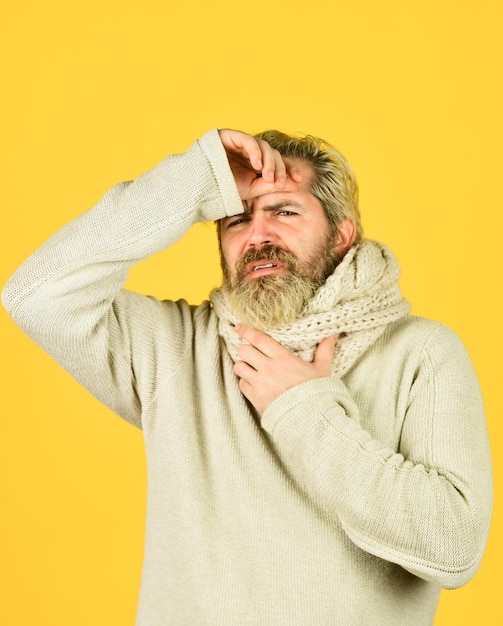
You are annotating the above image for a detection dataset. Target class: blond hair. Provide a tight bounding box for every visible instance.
[255,130,363,242]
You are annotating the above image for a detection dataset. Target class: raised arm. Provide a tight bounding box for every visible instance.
[2,130,243,424]
[2,128,303,426]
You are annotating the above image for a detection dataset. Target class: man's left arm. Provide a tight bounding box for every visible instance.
[234,323,493,590]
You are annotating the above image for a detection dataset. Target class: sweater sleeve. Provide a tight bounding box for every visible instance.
[261,323,493,590]
[2,128,242,427]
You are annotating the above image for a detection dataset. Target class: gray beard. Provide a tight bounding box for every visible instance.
[221,243,342,331]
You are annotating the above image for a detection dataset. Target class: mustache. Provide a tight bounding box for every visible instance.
[234,245,299,276]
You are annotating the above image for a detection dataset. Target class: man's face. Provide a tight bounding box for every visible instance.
[219,158,349,329]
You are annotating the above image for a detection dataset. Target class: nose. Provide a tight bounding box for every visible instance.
[246,213,277,249]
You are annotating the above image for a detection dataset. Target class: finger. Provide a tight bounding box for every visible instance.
[237,343,269,370]
[233,359,257,379]
[287,164,303,183]
[237,376,254,401]
[256,139,276,182]
[219,129,263,171]
[237,134,264,171]
[234,323,283,357]
[313,334,338,371]
[272,149,287,189]
[257,140,286,185]
[247,177,283,199]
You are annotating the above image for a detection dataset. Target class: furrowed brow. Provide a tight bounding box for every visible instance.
[263,200,301,212]
[220,200,301,228]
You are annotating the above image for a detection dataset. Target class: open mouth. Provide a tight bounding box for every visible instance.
[245,260,284,278]
[252,262,277,272]
[246,259,285,278]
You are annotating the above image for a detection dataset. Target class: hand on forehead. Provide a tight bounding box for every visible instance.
[244,158,313,207]
[218,129,312,202]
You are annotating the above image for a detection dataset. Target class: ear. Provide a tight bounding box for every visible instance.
[335,219,357,256]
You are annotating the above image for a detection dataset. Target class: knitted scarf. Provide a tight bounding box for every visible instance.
[210,239,410,378]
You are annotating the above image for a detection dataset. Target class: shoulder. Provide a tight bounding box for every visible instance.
[355,315,478,388]
[376,315,479,389]
[381,315,469,357]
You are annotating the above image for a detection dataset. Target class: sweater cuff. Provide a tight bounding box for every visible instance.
[198,128,244,220]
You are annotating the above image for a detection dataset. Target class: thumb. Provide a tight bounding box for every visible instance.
[314,334,339,371]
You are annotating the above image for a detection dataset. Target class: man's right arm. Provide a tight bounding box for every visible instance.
[2,127,296,426]
[2,129,244,425]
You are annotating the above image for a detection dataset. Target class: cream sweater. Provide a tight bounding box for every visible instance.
[2,130,493,626]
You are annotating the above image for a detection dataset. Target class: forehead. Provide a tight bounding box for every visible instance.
[243,158,316,209]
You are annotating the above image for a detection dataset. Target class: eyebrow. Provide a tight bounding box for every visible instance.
[261,200,302,212]
[220,200,303,229]
[238,200,302,217]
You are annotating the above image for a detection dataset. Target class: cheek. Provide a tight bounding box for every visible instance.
[219,239,237,279]
[220,234,242,269]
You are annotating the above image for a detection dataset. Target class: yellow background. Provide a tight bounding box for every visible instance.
[1,1,501,623]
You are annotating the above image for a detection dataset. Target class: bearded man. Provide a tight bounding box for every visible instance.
[2,128,493,626]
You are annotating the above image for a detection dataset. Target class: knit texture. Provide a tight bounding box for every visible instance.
[2,129,493,626]
[211,239,410,377]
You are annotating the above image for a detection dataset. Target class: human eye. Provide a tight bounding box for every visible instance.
[277,210,297,216]
[225,216,250,228]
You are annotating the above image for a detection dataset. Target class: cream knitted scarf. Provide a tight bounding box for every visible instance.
[210,240,410,378]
